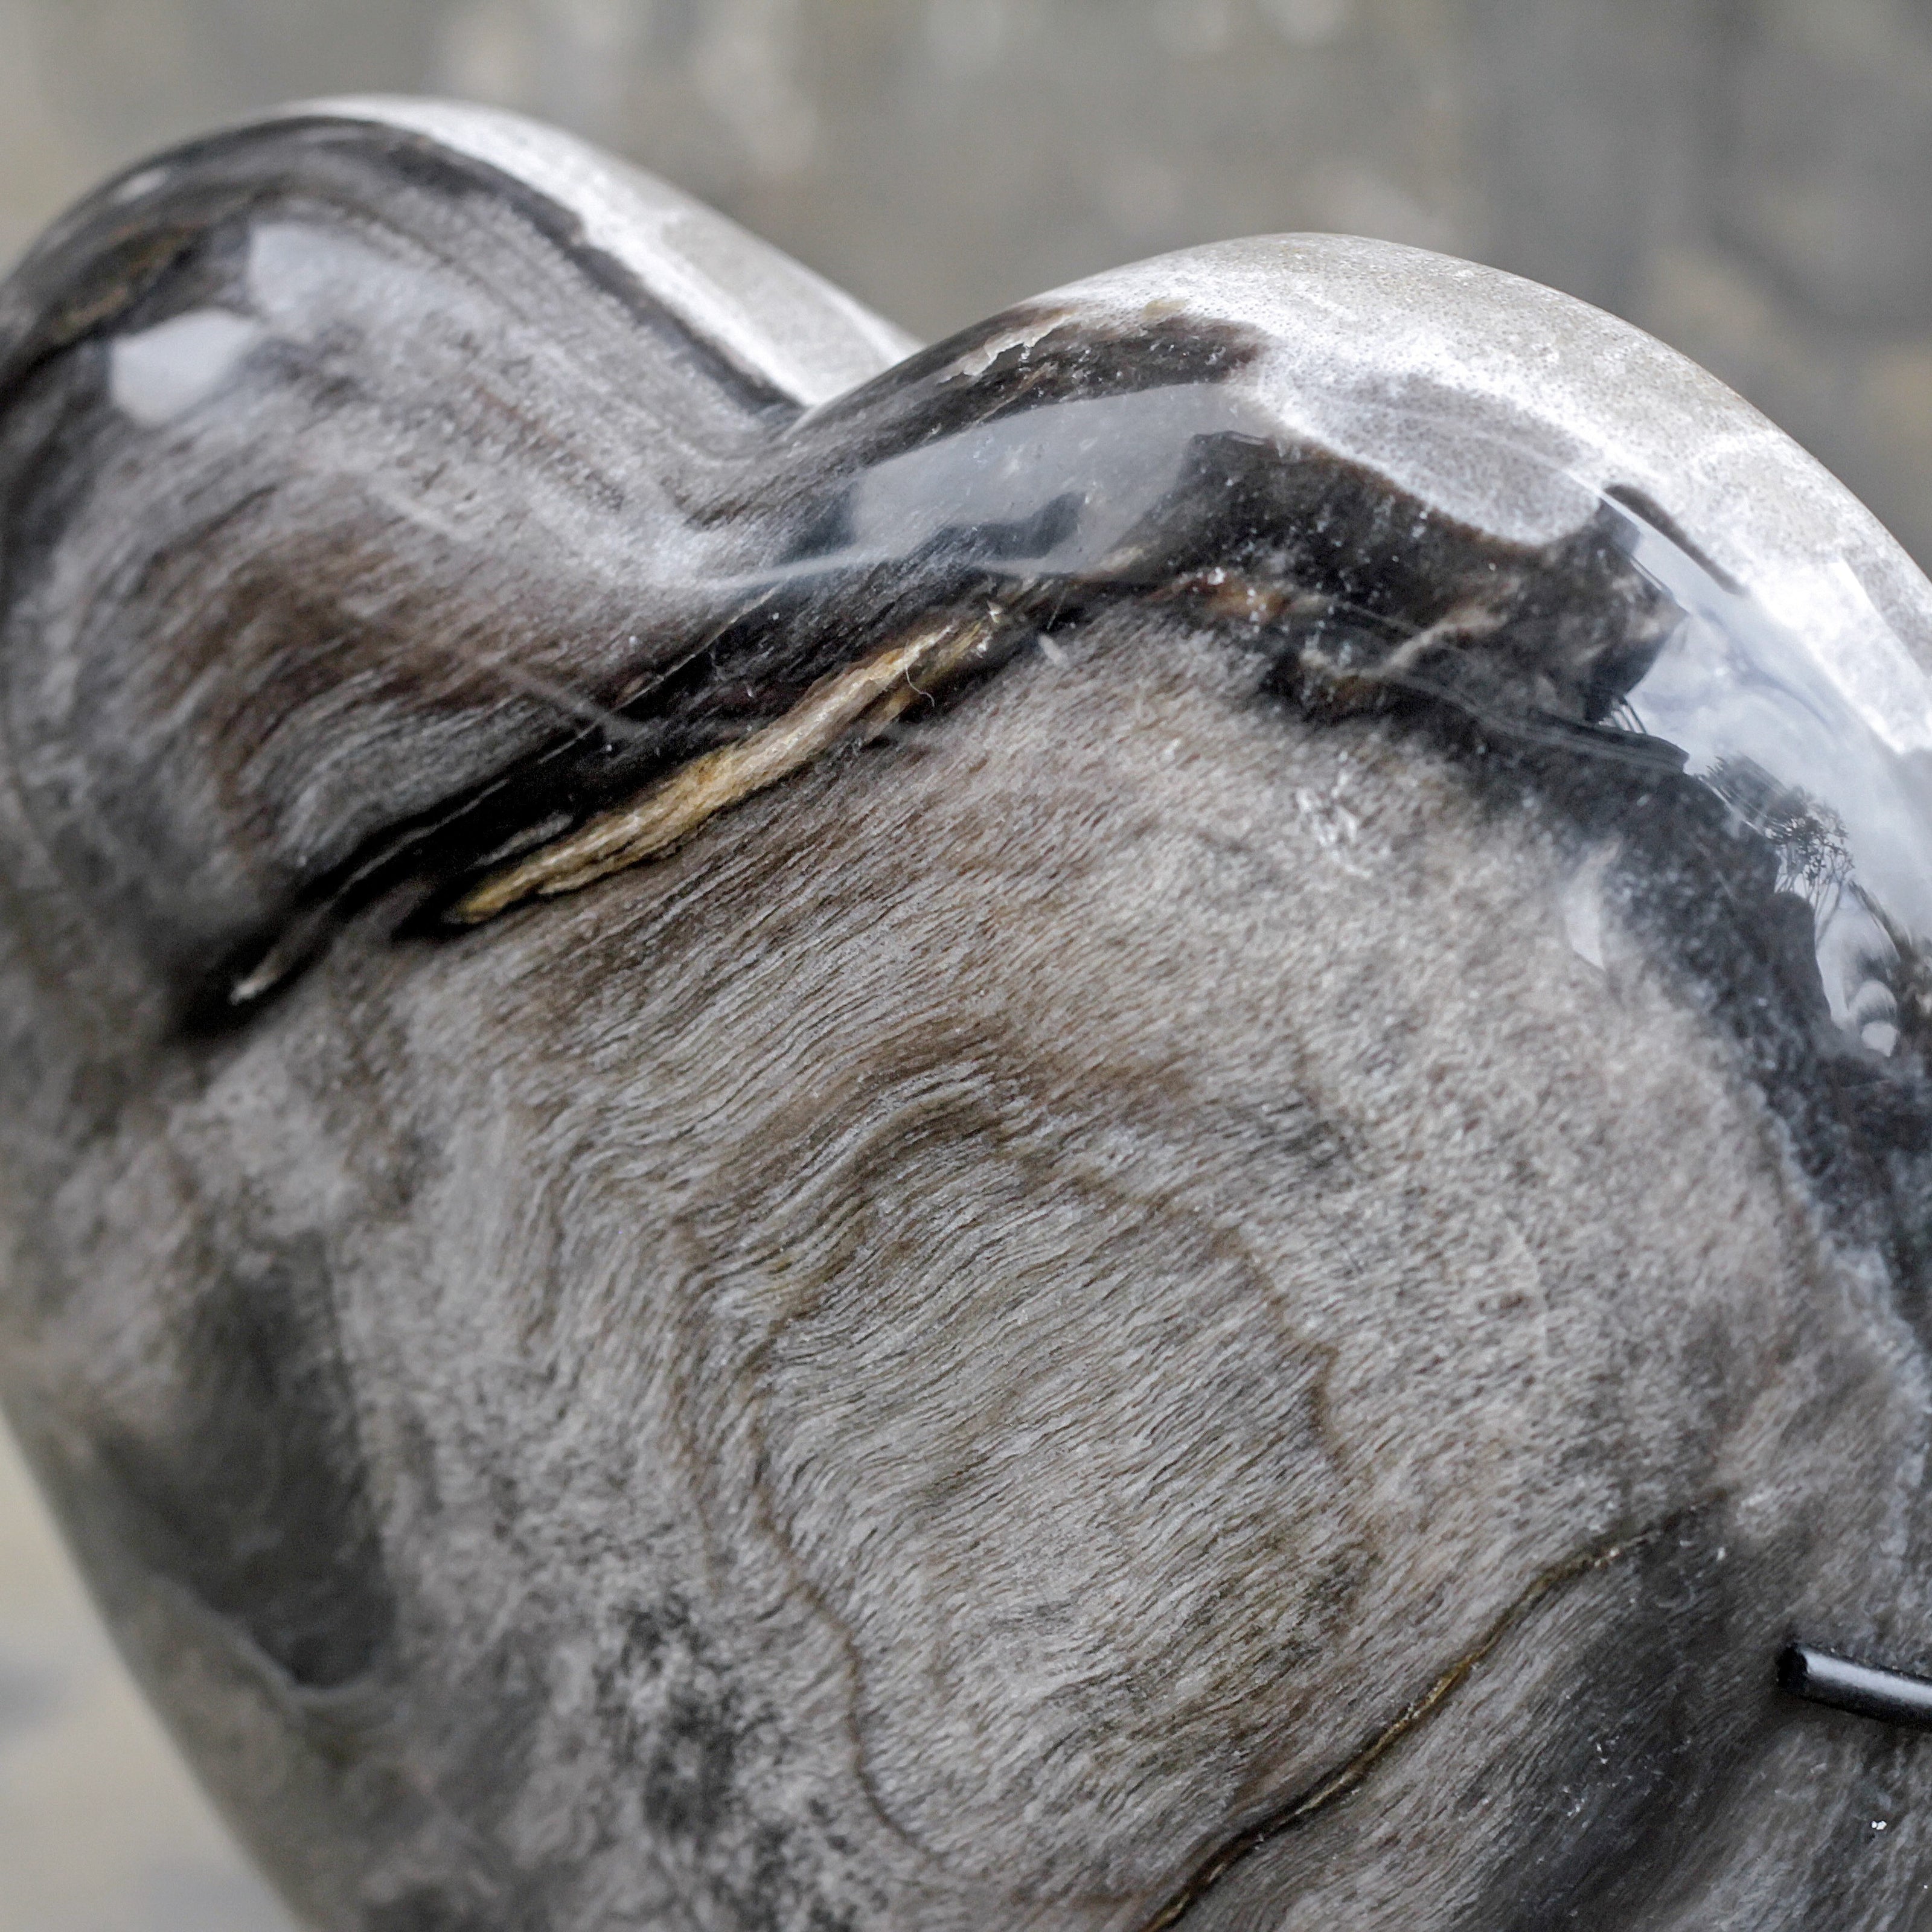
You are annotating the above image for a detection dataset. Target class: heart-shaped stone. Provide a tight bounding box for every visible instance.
[4,97,1932,1932]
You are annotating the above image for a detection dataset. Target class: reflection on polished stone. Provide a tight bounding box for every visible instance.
[5,100,1932,1931]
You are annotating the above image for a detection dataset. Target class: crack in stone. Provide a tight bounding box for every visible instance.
[1134,1508,1696,1932]
[447,605,1011,926]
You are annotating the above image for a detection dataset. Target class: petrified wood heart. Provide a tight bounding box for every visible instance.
[4,95,1932,1930]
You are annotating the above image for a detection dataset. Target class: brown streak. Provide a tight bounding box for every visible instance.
[1134,1507,1698,1932]
[447,605,1008,925]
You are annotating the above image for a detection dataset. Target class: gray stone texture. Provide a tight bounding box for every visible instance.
[5,1,1932,569]
[7,4,1932,1927]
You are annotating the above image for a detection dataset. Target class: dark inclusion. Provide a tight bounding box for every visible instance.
[219,305,1932,1338]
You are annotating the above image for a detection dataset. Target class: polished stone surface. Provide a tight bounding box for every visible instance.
[11,0,1932,581]
[7,101,1932,1931]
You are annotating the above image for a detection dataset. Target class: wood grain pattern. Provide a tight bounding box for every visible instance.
[4,103,1932,1930]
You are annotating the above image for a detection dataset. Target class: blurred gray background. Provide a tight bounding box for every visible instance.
[5,1,1932,1926]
